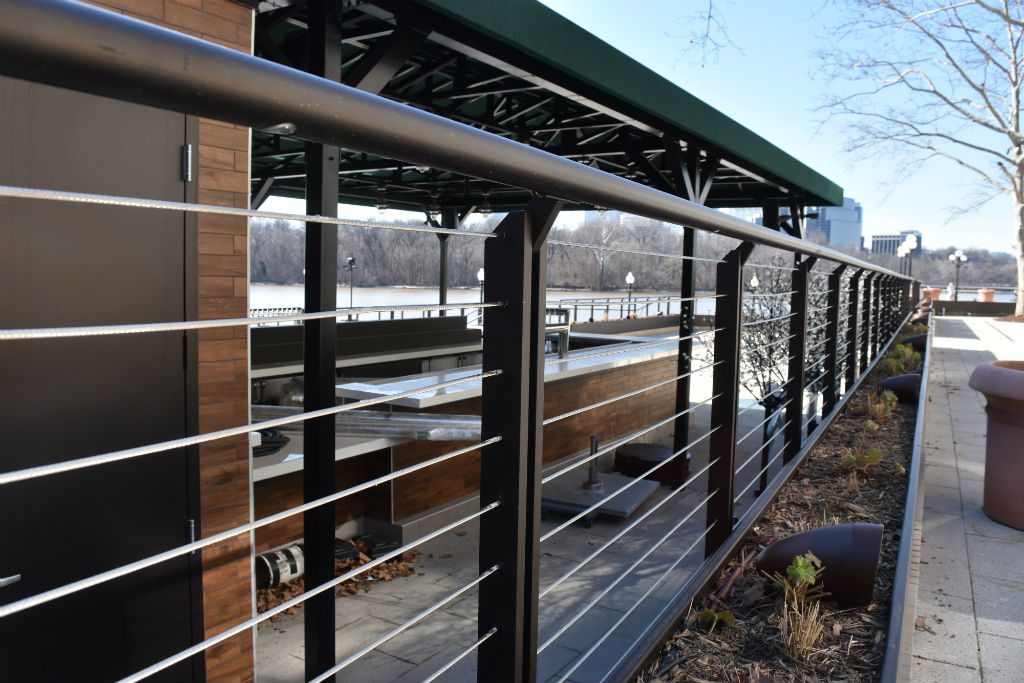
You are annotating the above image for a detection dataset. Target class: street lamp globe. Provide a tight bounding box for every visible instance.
[749,274,760,290]
[625,271,635,286]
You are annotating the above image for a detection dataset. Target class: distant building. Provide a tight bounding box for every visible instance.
[870,230,923,256]
[805,197,863,248]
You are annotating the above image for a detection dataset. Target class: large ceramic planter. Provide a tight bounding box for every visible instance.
[969,361,1024,530]
[977,288,995,302]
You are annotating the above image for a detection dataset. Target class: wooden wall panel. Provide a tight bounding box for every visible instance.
[87,2,255,681]
[392,356,678,521]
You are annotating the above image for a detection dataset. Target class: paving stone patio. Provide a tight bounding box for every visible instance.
[912,316,1024,682]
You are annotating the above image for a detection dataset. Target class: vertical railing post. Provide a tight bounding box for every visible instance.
[672,226,697,484]
[845,270,862,389]
[872,274,883,358]
[912,281,921,308]
[784,255,815,462]
[705,242,753,557]
[303,2,339,679]
[478,199,559,683]
[822,265,846,416]
[860,273,874,370]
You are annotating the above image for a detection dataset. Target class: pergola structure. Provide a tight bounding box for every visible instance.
[247,0,842,228]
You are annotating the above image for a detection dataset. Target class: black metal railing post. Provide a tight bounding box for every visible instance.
[860,273,874,370]
[912,280,921,308]
[303,2,340,678]
[478,199,557,683]
[705,242,753,557]
[784,255,815,462]
[845,270,862,389]
[822,265,846,415]
[872,274,883,358]
[672,226,697,483]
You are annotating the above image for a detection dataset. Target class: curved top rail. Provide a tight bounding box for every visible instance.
[0,0,907,280]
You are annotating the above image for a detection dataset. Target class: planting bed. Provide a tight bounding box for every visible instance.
[637,334,921,683]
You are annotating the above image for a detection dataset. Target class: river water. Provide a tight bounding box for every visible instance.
[250,284,719,319]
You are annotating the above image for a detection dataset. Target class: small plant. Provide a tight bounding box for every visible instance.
[894,461,907,476]
[840,445,884,473]
[769,552,827,662]
[910,323,928,334]
[879,357,904,376]
[695,607,737,633]
[867,389,898,421]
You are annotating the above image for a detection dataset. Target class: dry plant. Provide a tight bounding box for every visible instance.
[769,552,827,662]
[867,390,898,422]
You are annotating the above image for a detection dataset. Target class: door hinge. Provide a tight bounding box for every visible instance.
[182,143,192,182]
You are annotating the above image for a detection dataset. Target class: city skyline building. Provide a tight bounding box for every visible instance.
[805,197,863,248]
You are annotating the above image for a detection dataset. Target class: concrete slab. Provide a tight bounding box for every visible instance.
[912,589,981,670]
[978,632,1024,683]
[911,656,982,683]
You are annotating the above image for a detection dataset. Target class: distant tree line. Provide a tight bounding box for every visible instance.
[252,211,1010,293]
[250,211,744,292]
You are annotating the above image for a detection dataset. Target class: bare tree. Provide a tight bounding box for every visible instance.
[821,0,1024,314]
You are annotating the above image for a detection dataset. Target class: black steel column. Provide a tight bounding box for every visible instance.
[846,271,862,389]
[672,226,696,482]
[438,207,457,316]
[822,265,846,416]
[784,255,815,462]
[478,200,558,683]
[303,2,340,680]
[705,242,753,557]
[912,280,921,308]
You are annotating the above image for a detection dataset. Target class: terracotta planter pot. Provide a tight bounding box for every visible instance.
[969,361,1024,530]
[977,288,995,302]
[921,287,943,304]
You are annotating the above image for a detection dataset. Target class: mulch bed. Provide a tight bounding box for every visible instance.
[638,339,919,682]
[995,314,1024,323]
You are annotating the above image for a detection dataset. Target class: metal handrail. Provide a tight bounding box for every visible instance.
[0,0,907,282]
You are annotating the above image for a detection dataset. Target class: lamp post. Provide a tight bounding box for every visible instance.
[897,244,909,275]
[625,271,635,317]
[477,267,485,304]
[343,256,356,308]
[948,249,968,300]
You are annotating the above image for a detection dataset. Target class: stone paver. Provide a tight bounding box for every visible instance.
[911,317,1024,682]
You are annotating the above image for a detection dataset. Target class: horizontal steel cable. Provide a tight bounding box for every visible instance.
[0,437,499,620]
[420,629,497,683]
[116,502,499,683]
[746,261,797,271]
[733,444,789,502]
[548,239,724,263]
[537,490,716,654]
[745,289,797,299]
[736,383,788,420]
[741,312,795,327]
[735,398,792,447]
[544,329,720,367]
[543,362,720,427]
[539,457,720,599]
[540,426,719,542]
[0,370,499,486]
[541,393,720,485]
[559,524,715,683]
[743,332,796,353]
[806,367,829,388]
[0,302,504,341]
[0,184,494,238]
[734,427,787,477]
[308,565,500,683]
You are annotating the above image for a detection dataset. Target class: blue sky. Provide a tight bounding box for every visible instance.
[537,0,1016,253]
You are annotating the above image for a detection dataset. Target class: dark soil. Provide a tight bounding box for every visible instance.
[638,343,918,682]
